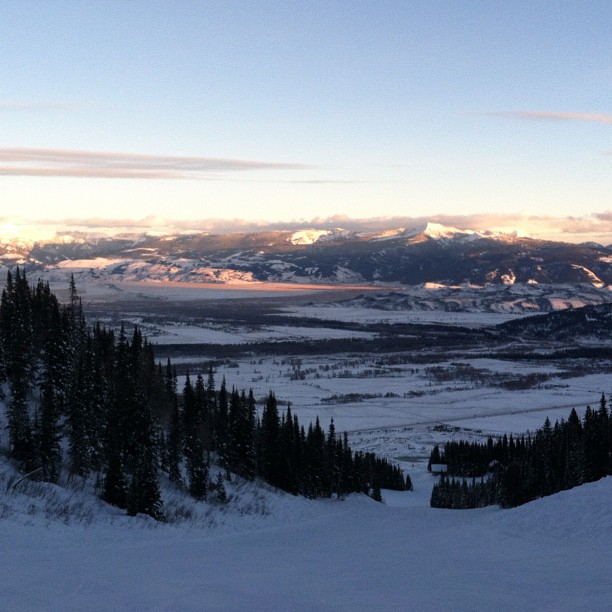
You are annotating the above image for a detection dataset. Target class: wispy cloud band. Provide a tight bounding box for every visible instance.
[0,147,308,179]
[486,111,612,126]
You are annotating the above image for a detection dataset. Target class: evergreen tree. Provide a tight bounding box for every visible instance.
[126,410,164,520]
[0,322,6,399]
[201,366,216,458]
[226,388,256,480]
[183,374,208,499]
[259,392,281,487]
[37,379,62,483]
[371,482,383,502]
[214,471,228,504]
[166,394,182,484]
[7,374,31,464]
[103,453,128,509]
[243,389,257,480]
[325,418,339,496]
[427,444,441,472]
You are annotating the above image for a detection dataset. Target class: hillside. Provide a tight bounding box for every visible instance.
[1,223,610,288]
[1,459,610,611]
[497,301,612,340]
[328,282,612,315]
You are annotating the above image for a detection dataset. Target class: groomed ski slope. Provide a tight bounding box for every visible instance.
[1,475,610,611]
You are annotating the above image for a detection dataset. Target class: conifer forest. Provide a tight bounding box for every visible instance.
[0,270,409,520]
[429,397,612,509]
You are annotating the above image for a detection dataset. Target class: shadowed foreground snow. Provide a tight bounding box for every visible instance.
[1,477,610,611]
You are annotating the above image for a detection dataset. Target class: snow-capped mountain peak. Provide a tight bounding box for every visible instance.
[421,222,474,240]
[289,228,352,245]
[1,222,610,288]
[289,230,333,245]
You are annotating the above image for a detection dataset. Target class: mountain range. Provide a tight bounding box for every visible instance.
[1,222,610,288]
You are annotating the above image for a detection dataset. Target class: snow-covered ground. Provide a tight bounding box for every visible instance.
[146,322,375,345]
[44,277,611,315]
[185,354,609,438]
[0,463,610,611]
[87,282,609,467]
[47,277,379,304]
[286,304,524,326]
[1,280,610,610]
[4,356,607,610]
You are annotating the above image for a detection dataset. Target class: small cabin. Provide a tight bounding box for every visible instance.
[430,464,448,475]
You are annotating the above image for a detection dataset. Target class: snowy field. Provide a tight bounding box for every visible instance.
[48,277,379,304]
[2,279,611,611]
[76,278,610,475]
[284,303,523,326]
[143,321,375,345]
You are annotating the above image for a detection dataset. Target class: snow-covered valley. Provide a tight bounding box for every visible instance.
[1,278,610,611]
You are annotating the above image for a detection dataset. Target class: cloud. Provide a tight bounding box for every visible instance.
[594,210,612,222]
[0,147,309,179]
[0,167,185,179]
[3,212,611,245]
[485,111,612,126]
[223,178,368,185]
[213,212,612,244]
[425,212,612,239]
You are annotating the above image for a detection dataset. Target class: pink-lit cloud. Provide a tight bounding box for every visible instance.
[0,147,309,179]
[3,212,610,245]
[594,210,612,222]
[0,166,185,179]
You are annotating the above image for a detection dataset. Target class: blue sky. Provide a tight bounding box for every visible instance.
[1,1,612,239]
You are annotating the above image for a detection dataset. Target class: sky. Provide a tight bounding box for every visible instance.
[1,1,612,242]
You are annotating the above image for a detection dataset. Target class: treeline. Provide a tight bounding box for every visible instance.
[154,325,487,360]
[429,397,611,509]
[0,269,409,521]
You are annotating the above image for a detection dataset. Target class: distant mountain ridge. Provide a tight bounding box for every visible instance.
[0,223,611,289]
[496,301,612,342]
[332,283,612,316]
